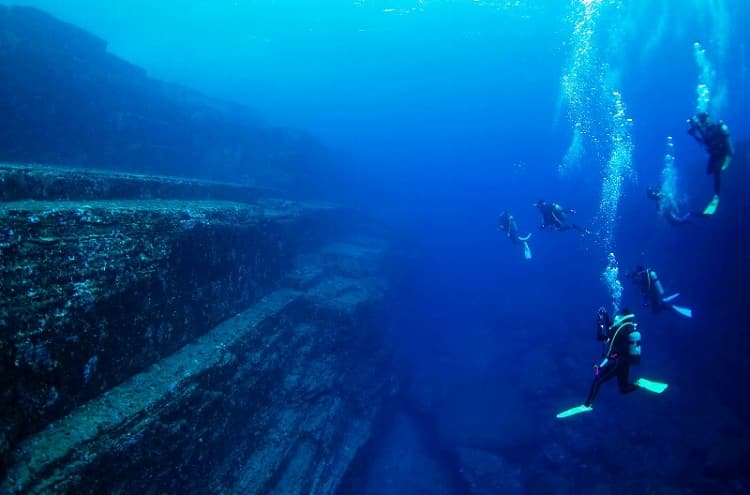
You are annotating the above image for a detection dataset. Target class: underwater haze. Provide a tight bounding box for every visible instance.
[4,0,750,493]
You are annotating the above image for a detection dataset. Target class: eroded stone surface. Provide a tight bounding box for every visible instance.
[2,235,392,494]
[0,163,273,202]
[0,166,390,494]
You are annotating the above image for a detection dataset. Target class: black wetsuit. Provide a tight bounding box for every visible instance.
[536,202,586,233]
[688,117,733,195]
[584,315,639,407]
[499,212,521,244]
[647,188,691,226]
[629,268,669,314]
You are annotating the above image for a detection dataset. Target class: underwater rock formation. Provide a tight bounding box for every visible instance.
[0,5,330,194]
[0,165,394,494]
[457,447,523,495]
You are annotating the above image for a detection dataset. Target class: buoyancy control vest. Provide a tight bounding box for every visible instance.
[606,313,641,364]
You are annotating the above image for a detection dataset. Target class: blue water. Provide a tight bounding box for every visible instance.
[7,0,750,492]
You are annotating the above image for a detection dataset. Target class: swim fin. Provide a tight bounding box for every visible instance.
[670,304,692,318]
[635,378,668,394]
[702,195,719,216]
[662,293,680,302]
[523,241,532,260]
[556,404,592,419]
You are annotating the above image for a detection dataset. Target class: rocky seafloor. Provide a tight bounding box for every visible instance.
[338,320,750,495]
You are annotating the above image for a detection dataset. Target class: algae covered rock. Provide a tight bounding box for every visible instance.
[1,166,394,494]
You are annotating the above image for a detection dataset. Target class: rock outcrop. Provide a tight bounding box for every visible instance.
[0,5,330,194]
[0,165,394,494]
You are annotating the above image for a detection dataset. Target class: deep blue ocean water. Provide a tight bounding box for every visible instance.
[6,1,750,492]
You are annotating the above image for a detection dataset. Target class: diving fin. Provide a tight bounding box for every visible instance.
[702,195,719,216]
[671,305,692,318]
[635,378,668,394]
[556,404,592,419]
[518,233,532,242]
[662,293,680,303]
[523,241,532,260]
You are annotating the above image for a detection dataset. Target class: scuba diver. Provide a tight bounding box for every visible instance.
[498,211,532,260]
[556,308,668,419]
[646,186,692,226]
[534,200,589,234]
[627,265,693,318]
[687,112,734,216]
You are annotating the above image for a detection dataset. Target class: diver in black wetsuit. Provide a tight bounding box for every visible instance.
[498,211,522,242]
[498,211,532,259]
[687,112,734,215]
[534,200,588,234]
[627,265,693,318]
[584,308,641,408]
[557,307,669,418]
[646,187,692,226]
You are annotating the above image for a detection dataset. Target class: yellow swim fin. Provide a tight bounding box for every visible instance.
[702,195,719,216]
[635,378,668,394]
[556,404,592,419]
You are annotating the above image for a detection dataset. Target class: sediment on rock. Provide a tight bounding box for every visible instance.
[1,166,393,494]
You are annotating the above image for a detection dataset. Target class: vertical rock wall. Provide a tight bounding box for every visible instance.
[0,166,394,494]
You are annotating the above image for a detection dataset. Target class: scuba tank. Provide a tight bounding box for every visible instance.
[648,270,665,298]
[628,330,642,365]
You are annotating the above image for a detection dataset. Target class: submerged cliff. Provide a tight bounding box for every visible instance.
[0,164,395,493]
[0,5,330,194]
[1,6,397,492]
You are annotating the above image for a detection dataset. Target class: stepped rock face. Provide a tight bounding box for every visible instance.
[0,5,330,193]
[0,165,394,494]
